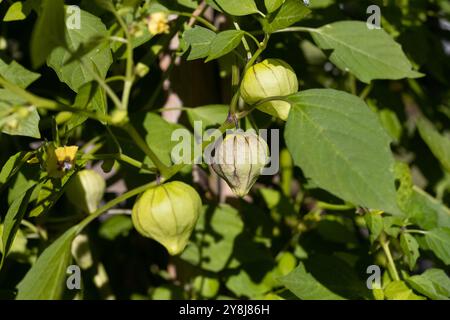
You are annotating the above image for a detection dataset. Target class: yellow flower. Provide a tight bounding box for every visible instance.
[147,12,170,35]
[46,145,78,178]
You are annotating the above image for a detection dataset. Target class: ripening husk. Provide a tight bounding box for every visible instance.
[132,181,202,255]
[212,131,269,197]
[66,169,105,213]
[240,59,298,120]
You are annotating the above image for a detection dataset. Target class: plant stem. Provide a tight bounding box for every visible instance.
[233,22,252,59]
[228,34,270,117]
[0,76,111,123]
[274,26,317,34]
[154,107,191,113]
[359,83,373,99]
[122,122,170,176]
[173,11,217,31]
[404,229,428,235]
[244,33,270,72]
[76,181,157,231]
[317,201,355,211]
[380,236,400,281]
[112,10,134,111]
[106,75,127,83]
[82,153,151,171]
[78,59,123,111]
[243,31,261,49]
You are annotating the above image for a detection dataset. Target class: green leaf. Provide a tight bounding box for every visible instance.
[206,30,244,62]
[400,233,420,270]
[47,9,112,92]
[98,215,133,241]
[30,0,67,69]
[29,171,76,218]
[285,89,401,215]
[186,104,228,130]
[140,113,191,168]
[183,26,216,61]
[417,117,450,173]
[181,204,244,272]
[263,0,311,33]
[177,0,198,9]
[0,185,35,268]
[395,162,450,229]
[308,0,334,9]
[0,151,30,190]
[4,1,30,22]
[424,228,450,265]
[384,280,426,300]
[0,90,41,138]
[265,0,285,13]
[66,82,107,130]
[226,267,274,298]
[279,255,370,299]
[316,217,357,244]
[309,21,423,83]
[0,59,40,88]
[364,212,383,243]
[213,0,260,16]
[6,163,39,205]
[193,276,220,298]
[406,269,450,300]
[16,226,77,299]
[378,109,402,143]
[279,263,344,300]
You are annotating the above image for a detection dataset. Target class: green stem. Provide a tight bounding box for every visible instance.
[172,11,217,31]
[82,153,150,171]
[380,236,400,281]
[106,75,127,83]
[110,10,134,111]
[317,201,355,211]
[233,22,252,59]
[228,34,270,118]
[349,74,356,95]
[274,26,317,34]
[244,33,269,72]
[404,229,428,235]
[123,122,170,176]
[359,83,373,100]
[21,219,40,235]
[243,31,261,49]
[0,76,111,123]
[76,181,156,231]
[77,59,123,111]
[154,107,191,113]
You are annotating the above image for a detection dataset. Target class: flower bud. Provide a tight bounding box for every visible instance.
[147,12,170,35]
[211,131,269,197]
[240,59,298,120]
[66,169,106,213]
[132,181,202,255]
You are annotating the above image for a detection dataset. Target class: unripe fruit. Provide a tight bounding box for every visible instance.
[132,181,202,255]
[66,169,106,213]
[212,131,269,197]
[240,59,298,120]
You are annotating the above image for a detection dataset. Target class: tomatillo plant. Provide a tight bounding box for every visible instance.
[0,0,448,302]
